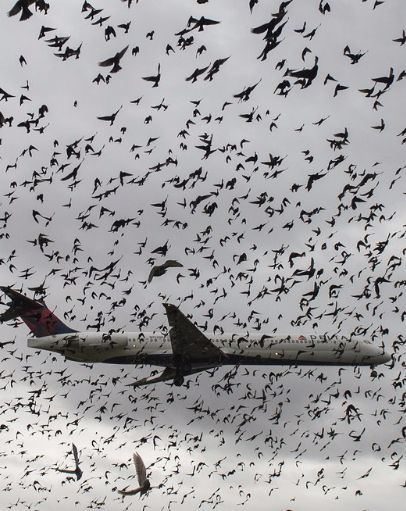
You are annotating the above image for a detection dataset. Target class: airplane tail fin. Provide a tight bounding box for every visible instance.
[0,286,77,337]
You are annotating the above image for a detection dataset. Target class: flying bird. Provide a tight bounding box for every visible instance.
[176,16,220,36]
[117,452,151,496]
[99,45,129,73]
[8,0,36,20]
[148,260,183,283]
[186,64,211,83]
[205,57,230,81]
[142,64,161,87]
[38,25,55,39]
[393,29,406,45]
[56,443,83,481]
[97,105,123,125]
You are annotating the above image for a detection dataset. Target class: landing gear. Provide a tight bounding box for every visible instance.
[172,354,189,387]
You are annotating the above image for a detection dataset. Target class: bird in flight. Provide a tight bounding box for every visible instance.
[8,0,37,20]
[99,45,129,73]
[142,63,161,87]
[148,259,183,283]
[117,452,151,496]
[97,105,123,125]
[55,443,83,480]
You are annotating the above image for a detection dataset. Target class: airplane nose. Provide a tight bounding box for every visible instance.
[366,344,391,365]
[372,347,391,365]
[380,352,391,364]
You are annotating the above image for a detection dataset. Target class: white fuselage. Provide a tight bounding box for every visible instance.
[27,331,390,367]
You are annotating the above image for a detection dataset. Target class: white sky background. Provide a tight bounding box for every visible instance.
[0,0,405,510]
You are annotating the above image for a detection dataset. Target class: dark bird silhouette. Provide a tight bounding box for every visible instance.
[205,57,230,81]
[372,67,394,90]
[334,83,348,96]
[393,29,406,45]
[97,106,122,125]
[56,443,82,480]
[249,0,259,12]
[285,56,319,87]
[118,21,131,33]
[371,118,385,132]
[8,0,36,20]
[142,64,161,87]
[148,260,183,283]
[99,45,129,73]
[38,25,55,39]
[303,24,320,40]
[294,21,306,34]
[186,64,210,83]
[319,0,331,14]
[46,35,70,50]
[151,240,170,257]
[343,45,367,64]
[104,25,116,41]
[176,16,220,36]
[196,44,207,57]
[92,15,110,27]
[233,79,262,102]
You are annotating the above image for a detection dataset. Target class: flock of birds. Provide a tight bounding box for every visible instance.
[0,0,405,510]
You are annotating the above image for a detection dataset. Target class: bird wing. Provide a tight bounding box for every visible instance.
[97,114,113,121]
[118,486,141,496]
[163,260,183,269]
[116,45,129,59]
[148,266,158,283]
[72,444,80,467]
[163,303,223,365]
[133,453,147,485]
[251,21,270,34]
[213,57,230,67]
[8,1,23,17]
[185,66,210,81]
[202,18,220,26]
[56,468,75,474]
[187,15,199,26]
[98,56,116,67]
[60,168,76,181]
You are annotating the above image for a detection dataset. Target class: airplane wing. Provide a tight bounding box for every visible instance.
[129,304,223,388]
[163,303,223,367]
[128,365,211,389]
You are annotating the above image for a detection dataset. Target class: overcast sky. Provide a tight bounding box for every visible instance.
[0,0,405,510]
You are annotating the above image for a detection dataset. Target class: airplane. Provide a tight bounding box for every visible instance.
[0,286,391,387]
